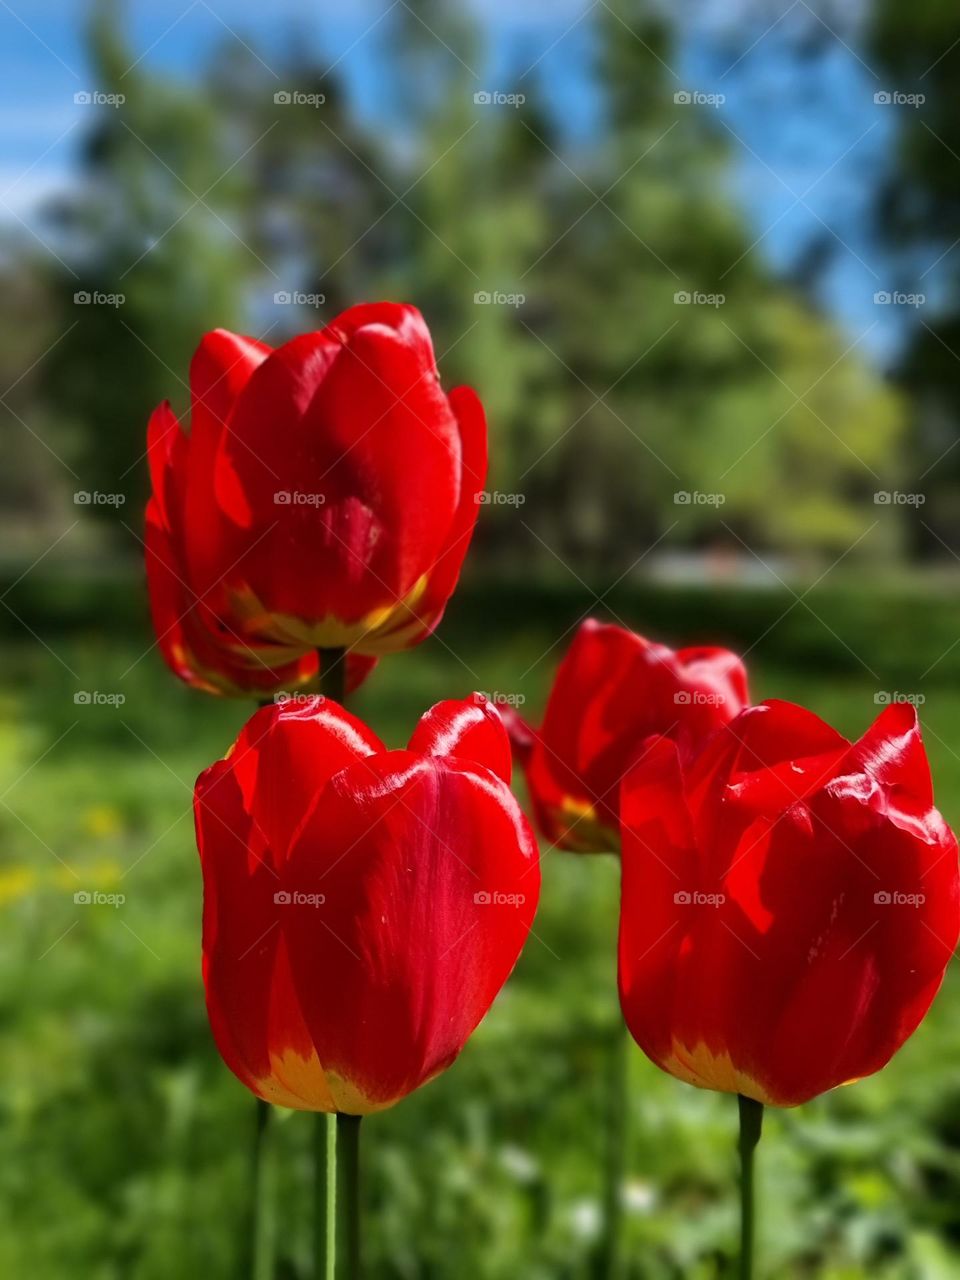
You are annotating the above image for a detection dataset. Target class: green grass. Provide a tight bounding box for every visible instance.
[2,572,960,1277]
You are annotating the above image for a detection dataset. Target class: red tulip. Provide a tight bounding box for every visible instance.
[146,303,487,695]
[507,620,748,852]
[618,699,960,1107]
[195,694,538,1113]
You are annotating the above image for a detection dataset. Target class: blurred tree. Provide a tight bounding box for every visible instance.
[514,0,904,567]
[9,0,907,570]
[39,0,248,526]
[869,0,960,553]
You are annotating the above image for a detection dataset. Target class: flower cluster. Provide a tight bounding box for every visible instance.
[145,304,959,1166]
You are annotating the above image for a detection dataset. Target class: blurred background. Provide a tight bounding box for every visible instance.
[3,0,960,1275]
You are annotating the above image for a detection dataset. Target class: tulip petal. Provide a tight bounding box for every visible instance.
[407,695,512,783]
[283,751,539,1112]
[195,757,337,1108]
[194,757,284,1098]
[190,328,272,446]
[219,697,385,863]
[498,703,536,767]
[146,401,187,531]
[146,505,375,697]
[516,619,749,851]
[199,311,460,640]
[374,384,489,650]
[327,301,437,375]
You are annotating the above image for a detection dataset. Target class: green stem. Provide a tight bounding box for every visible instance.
[337,1114,362,1277]
[312,650,350,1279]
[315,1112,337,1279]
[250,1098,276,1280]
[600,1019,629,1279]
[318,647,347,705]
[250,693,280,1279]
[737,1095,764,1280]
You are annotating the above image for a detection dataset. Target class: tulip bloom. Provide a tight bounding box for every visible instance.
[146,303,487,696]
[619,699,960,1107]
[507,620,748,852]
[195,694,538,1113]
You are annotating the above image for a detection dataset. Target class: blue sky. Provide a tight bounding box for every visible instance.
[0,0,928,362]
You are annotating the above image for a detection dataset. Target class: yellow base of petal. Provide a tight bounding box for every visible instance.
[251,1045,400,1116]
[227,574,433,658]
[661,1039,780,1107]
[549,796,619,853]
